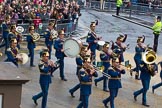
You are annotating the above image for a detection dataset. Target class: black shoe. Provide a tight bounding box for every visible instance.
[135,78,140,80]
[51,74,54,77]
[32,97,38,105]
[61,78,67,81]
[94,80,97,86]
[30,65,36,67]
[79,97,82,101]
[134,95,137,101]
[103,89,109,92]
[142,103,150,107]
[152,87,154,94]
[69,90,75,98]
[28,54,31,57]
[135,75,140,80]
[130,69,133,76]
[102,100,108,108]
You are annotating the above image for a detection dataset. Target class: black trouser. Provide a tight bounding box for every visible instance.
[116,7,120,16]
[153,33,159,52]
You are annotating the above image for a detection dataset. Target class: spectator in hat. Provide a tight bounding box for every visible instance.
[152,16,162,52]
[33,13,42,30]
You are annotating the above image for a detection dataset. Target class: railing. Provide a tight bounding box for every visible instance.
[0,19,78,37]
[89,1,162,16]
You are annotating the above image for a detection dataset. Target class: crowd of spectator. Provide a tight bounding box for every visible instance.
[0,0,81,29]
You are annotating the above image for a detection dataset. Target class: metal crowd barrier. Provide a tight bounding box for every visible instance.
[90,1,162,15]
[0,19,78,37]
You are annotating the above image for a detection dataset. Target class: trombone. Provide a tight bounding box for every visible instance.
[93,65,110,78]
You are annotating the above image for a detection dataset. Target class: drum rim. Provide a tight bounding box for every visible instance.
[63,38,82,58]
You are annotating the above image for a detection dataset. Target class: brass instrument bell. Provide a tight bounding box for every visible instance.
[142,48,157,64]
[16,26,24,34]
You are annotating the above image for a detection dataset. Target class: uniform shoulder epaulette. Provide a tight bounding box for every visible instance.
[55,38,59,41]
[76,55,81,58]
[100,51,105,54]
[39,60,44,65]
[7,48,11,51]
[44,31,48,35]
[108,67,115,71]
[39,60,45,69]
[15,47,19,52]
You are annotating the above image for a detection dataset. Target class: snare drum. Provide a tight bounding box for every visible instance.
[63,38,82,58]
[97,41,105,51]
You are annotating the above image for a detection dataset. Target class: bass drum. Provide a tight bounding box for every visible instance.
[63,38,82,58]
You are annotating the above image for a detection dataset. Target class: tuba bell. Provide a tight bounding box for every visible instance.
[16,26,24,34]
[31,32,40,42]
[142,48,157,65]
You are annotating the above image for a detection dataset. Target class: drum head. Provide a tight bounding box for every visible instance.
[63,38,82,58]
[97,41,105,46]
[16,53,29,64]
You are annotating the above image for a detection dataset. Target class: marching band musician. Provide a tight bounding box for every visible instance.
[94,42,111,92]
[32,50,57,108]
[112,34,127,64]
[27,26,36,67]
[54,30,67,81]
[44,22,56,59]
[152,61,162,93]
[69,45,88,99]
[77,56,98,108]
[86,21,101,65]
[7,25,22,49]
[133,48,158,107]
[1,15,10,52]
[7,25,17,44]
[102,57,125,108]
[130,36,146,80]
[5,37,21,67]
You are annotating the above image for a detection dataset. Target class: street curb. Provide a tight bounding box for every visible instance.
[112,14,152,29]
[91,8,153,30]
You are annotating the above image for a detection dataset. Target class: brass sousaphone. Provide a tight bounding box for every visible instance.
[32,32,40,42]
[142,48,157,76]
